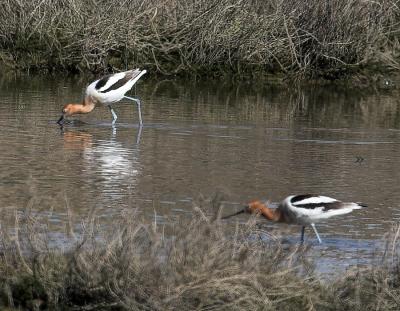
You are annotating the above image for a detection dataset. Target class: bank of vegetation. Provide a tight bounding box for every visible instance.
[0,0,399,80]
[1,198,400,311]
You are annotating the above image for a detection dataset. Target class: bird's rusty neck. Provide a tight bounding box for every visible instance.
[248,201,283,222]
[65,96,96,115]
[81,96,96,113]
[260,206,283,222]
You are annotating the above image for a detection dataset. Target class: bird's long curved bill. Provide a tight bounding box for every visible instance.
[221,209,245,219]
[57,114,65,125]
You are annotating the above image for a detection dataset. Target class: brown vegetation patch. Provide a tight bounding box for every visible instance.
[1,197,400,310]
[0,0,399,79]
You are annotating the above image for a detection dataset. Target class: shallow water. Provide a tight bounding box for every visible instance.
[1,72,400,272]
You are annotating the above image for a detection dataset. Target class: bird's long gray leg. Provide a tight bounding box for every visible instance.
[300,226,305,243]
[311,223,322,244]
[124,96,143,126]
[108,105,118,125]
[136,123,143,144]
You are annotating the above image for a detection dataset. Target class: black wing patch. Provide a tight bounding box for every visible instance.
[291,194,315,203]
[95,74,112,90]
[100,76,130,93]
[291,194,342,211]
[100,71,142,93]
[293,201,343,211]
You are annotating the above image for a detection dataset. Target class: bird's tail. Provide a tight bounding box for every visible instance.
[345,202,366,210]
[129,69,147,86]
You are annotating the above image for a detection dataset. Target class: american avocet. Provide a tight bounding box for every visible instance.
[57,68,147,126]
[223,194,366,243]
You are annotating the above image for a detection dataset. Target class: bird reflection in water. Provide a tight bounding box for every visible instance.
[60,127,142,201]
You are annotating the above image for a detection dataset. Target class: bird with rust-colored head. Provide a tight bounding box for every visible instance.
[57,97,96,125]
[57,69,146,125]
[222,195,365,244]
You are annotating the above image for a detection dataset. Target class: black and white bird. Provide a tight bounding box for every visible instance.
[57,68,147,126]
[222,194,366,243]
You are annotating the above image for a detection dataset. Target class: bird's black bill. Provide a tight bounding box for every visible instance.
[57,114,65,125]
[221,209,245,219]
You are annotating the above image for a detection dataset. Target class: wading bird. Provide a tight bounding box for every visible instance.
[57,68,147,126]
[222,194,365,243]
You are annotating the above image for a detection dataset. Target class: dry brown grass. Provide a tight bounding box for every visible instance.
[0,197,317,310]
[0,0,399,79]
[2,197,400,310]
[320,225,400,311]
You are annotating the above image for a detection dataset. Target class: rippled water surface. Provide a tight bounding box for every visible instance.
[1,73,400,272]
